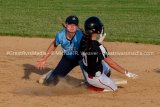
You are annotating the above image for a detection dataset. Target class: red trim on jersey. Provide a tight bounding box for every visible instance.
[98,79,114,91]
[88,75,93,79]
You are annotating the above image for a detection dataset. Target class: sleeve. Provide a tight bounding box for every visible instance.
[54,33,60,46]
[98,45,109,60]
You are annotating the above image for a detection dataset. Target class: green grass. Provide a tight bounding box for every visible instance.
[0,0,160,44]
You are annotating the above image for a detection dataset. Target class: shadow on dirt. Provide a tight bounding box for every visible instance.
[153,68,160,74]
[15,74,87,96]
[22,64,52,80]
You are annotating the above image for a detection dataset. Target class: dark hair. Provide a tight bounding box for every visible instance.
[80,29,92,51]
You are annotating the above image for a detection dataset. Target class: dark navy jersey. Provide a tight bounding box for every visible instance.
[79,37,109,76]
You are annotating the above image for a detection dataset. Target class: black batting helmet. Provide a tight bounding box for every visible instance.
[65,15,79,26]
[84,16,104,35]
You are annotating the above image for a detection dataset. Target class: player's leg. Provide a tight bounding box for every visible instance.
[83,70,117,91]
[78,61,111,85]
[96,73,117,91]
[38,70,53,84]
[46,56,79,85]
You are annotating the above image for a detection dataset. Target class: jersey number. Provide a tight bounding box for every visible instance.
[82,52,88,66]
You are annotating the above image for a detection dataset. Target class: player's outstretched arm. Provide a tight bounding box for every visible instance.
[37,40,57,70]
[103,57,138,79]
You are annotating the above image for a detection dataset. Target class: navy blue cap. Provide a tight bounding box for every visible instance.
[65,15,79,26]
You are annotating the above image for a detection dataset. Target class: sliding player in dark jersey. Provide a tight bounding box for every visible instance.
[79,16,138,92]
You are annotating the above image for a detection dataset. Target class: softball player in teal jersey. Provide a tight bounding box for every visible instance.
[37,16,83,85]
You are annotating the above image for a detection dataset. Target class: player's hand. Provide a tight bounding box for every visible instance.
[98,33,106,43]
[37,58,46,70]
[125,71,138,79]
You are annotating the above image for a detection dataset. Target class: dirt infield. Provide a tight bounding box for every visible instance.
[0,36,160,107]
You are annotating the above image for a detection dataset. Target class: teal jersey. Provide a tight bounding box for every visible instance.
[55,29,83,60]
